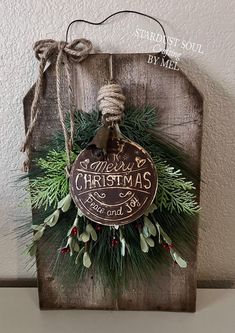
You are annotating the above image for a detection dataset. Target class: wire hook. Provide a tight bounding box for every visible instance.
[65,10,167,52]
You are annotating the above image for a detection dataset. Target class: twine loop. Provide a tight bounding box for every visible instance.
[21,38,92,172]
[97,83,125,124]
[34,38,92,63]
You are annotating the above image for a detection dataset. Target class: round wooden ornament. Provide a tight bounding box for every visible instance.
[70,130,157,225]
[70,83,158,225]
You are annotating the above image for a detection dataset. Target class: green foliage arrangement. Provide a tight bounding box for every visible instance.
[21,106,200,292]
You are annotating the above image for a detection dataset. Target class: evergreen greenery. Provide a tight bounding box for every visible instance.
[21,106,200,293]
[29,150,76,210]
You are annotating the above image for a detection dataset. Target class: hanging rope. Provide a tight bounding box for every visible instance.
[97,83,125,125]
[21,38,93,172]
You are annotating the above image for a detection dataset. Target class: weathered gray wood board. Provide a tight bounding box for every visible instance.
[23,53,203,311]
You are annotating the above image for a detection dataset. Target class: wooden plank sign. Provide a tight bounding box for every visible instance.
[23,53,203,311]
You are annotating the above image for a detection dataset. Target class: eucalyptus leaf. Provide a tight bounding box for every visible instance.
[144,216,157,236]
[33,227,45,241]
[57,195,67,209]
[46,209,60,227]
[80,231,90,243]
[61,194,72,212]
[90,229,97,241]
[86,224,93,233]
[73,242,80,252]
[31,225,44,231]
[155,222,172,245]
[155,222,161,243]
[68,237,74,256]
[161,230,172,245]
[44,213,54,224]
[83,252,91,268]
[145,237,155,247]
[170,250,187,268]
[74,216,79,226]
[86,224,97,241]
[125,242,131,255]
[29,242,37,257]
[121,238,126,256]
[75,247,84,264]
[143,225,150,238]
[140,233,149,253]
[77,208,83,217]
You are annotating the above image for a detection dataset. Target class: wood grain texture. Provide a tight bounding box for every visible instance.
[23,53,203,312]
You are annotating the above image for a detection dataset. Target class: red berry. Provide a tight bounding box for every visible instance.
[162,243,171,252]
[61,246,70,254]
[95,225,101,231]
[111,239,119,247]
[71,226,78,236]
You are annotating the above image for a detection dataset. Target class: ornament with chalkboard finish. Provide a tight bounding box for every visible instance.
[70,83,158,225]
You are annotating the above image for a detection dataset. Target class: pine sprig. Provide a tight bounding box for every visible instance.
[29,150,76,210]
[122,106,158,131]
[73,110,101,148]
[154,158,200,215]
[121,106,198,180]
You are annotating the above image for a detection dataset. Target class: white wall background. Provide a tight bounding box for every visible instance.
[0,0,234,283]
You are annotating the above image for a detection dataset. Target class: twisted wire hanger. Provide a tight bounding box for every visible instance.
[65,10,167,52]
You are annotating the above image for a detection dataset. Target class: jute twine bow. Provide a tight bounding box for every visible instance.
[97,83,125,125]
[21,38,92,172]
